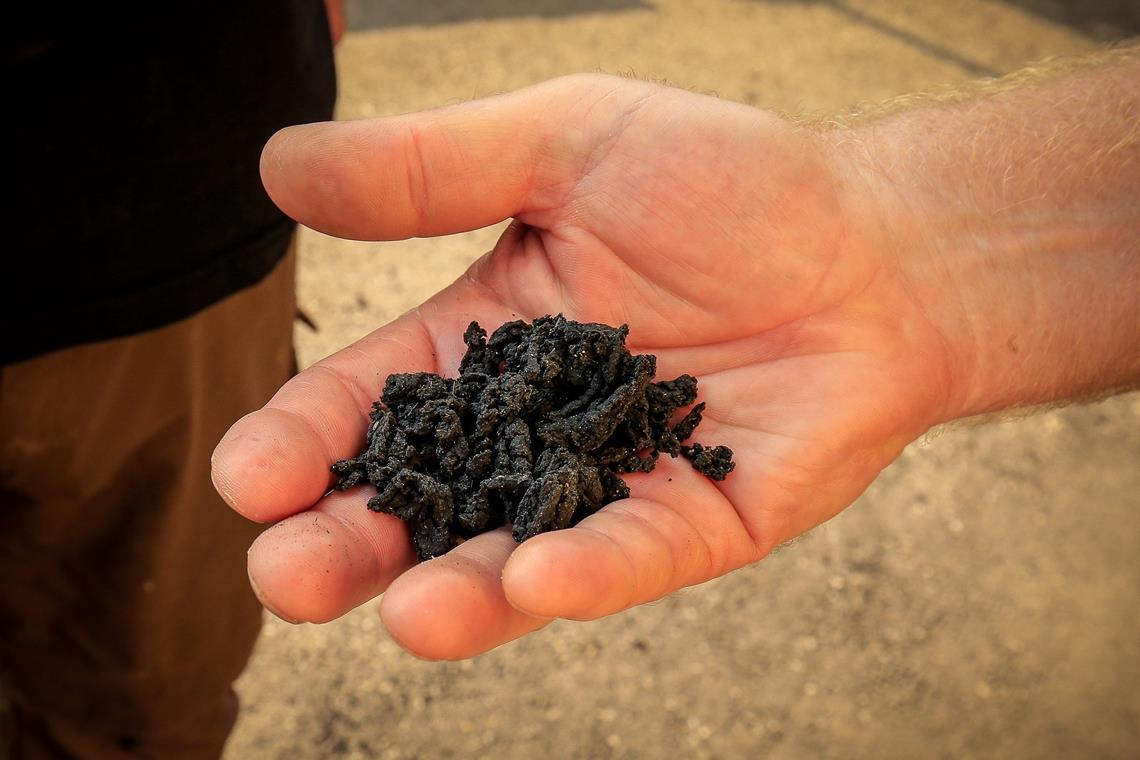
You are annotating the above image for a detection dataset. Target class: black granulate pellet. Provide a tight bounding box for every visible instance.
[331,315,735,560]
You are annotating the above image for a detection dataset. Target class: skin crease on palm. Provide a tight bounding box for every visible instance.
[210,67,1137,660]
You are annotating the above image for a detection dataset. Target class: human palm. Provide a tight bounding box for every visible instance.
[213,75,951,659]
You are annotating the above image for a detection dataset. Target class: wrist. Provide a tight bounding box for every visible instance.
[826,76,1140,423]
[823,125,979,425]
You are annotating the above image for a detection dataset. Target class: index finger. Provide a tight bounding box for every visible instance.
[211,312,436,523]
[211,274,532,524]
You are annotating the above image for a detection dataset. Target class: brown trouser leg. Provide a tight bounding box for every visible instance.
[0,246,296,759]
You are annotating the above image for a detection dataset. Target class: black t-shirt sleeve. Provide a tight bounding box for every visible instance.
[3,1,337,363]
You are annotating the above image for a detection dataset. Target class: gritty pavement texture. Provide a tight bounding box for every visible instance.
[225,2,1140,758]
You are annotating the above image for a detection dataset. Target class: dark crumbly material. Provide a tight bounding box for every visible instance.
[331,315,735,560]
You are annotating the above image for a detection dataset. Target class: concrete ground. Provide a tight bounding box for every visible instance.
[224,2,1140,758]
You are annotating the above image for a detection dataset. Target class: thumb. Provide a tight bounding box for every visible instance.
[259,74,651,241]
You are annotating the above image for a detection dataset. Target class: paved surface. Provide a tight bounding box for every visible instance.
[225,2,1140,758]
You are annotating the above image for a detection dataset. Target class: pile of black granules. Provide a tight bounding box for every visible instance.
[331,315,734,560]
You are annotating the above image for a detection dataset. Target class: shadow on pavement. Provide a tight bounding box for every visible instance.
[743,0,1137,78]
[1000,0,1140,42]
[744,0,1000,76]
[346,0,650,31]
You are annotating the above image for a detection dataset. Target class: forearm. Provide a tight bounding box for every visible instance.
[835,48,1140,422]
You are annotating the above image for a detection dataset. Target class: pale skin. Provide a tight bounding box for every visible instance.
[212,52,1139,660]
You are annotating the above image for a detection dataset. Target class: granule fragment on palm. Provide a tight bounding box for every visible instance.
[331,315,734,560]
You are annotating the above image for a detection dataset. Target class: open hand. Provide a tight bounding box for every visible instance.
[212,75,952,659]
